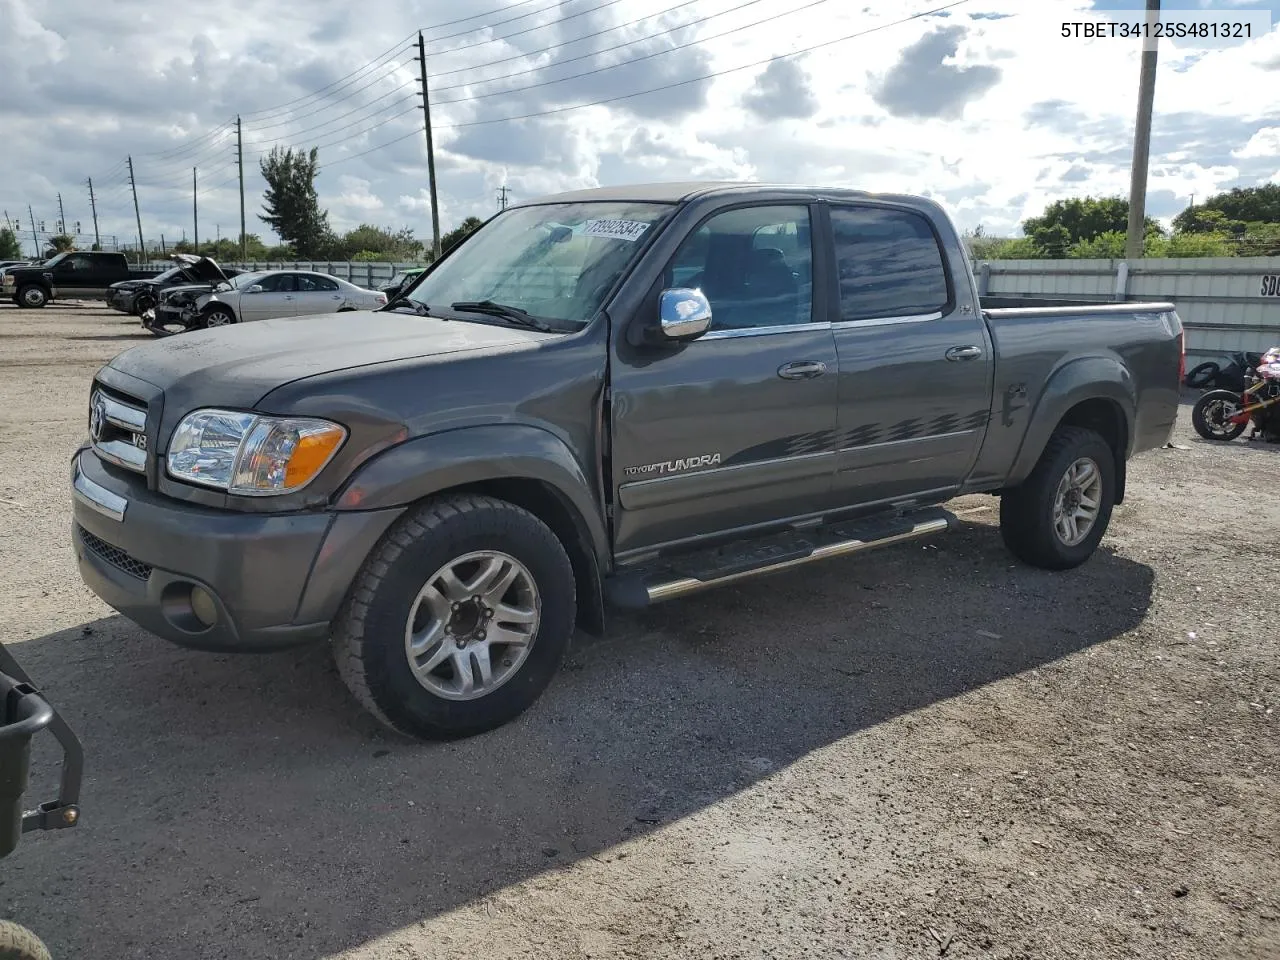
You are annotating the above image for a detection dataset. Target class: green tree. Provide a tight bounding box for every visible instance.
[441,216,484,254]
[1173,184,1280,233]
[1022,196,1161,253]
[976,237,1041,260]
[0,227,21,259]
[259,146,332,257]
[337,224,423,260]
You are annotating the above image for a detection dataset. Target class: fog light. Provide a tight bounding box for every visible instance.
[190,586,218,627]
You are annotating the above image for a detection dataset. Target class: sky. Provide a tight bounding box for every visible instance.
[1,0,1278,257]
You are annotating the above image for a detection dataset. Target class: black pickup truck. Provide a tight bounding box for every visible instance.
[70,182,1183,740]
[3,250,158,308]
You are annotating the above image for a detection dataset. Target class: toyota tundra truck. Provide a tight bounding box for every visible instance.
[70,183,1184,740]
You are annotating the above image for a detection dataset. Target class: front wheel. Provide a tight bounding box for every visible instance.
[1192,389,1247,442]
[1000,426,1116,571]
[0,920,52,960]
[16,285,48,308]
[200,306,236,329]
[133,294,155,317]
[332,495,576,740]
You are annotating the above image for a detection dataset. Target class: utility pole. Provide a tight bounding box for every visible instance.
[56,192,67,236]
[1125,0,1161,261]
[28,206,38,257]
[193,166,199,252]
[236,115,247,262]
[127,155,145,265]
[86,178,101,248]
[416,31,442,260]
[497,186,510,211]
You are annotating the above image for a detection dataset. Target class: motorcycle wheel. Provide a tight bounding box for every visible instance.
[1192,389,1248,442]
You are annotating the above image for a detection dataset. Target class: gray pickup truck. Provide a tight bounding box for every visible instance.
[71,183,1184,740]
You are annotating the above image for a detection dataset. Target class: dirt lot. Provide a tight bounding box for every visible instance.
[0,301,1277,960]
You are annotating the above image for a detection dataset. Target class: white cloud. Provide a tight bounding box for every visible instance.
[1233,126,1280,158]
[1,0,1278,253]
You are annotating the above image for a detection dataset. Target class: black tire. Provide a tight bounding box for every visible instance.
[332,494,576,740]
[200,305,236,329]
[16,285,48,309]
[1184,361,1219,390]
[133,294,155,317]
[1000,426,1116,571]
[1192,389,1248,442]
[0,920,52,960]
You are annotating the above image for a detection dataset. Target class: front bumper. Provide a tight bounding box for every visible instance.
[107,291,136,313]
[70,449,403,652]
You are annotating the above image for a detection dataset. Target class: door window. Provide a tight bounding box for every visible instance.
[667,205,813,331]
[829,206,951,322]
[296,274,338,292]
[255,273,295,293]
[60,254,96,272]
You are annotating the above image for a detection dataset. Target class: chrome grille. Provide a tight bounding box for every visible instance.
[89,388,148,473]
[77,525,153,581]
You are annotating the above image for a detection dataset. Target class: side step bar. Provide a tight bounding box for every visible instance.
[605,507,954,608]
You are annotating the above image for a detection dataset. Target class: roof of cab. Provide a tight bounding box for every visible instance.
[515,180,930,208]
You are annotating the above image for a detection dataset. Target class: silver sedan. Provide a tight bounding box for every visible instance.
[197,270,388,326]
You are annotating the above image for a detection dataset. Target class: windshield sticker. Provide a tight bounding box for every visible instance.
[583,219,651,242]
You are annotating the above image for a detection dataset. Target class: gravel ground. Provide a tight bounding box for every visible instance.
[1,302,1277,960]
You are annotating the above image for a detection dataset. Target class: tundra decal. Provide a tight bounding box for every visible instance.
[623,453,722,477]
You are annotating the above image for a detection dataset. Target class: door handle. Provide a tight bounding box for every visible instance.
[283,295,294,300]
[945,345,983,361]
[331,295,342,300]
[777,360,828,380]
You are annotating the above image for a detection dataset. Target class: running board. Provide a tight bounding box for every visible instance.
[605,507,954,608]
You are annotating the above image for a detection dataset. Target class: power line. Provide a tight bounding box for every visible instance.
[429,0,630,58]
[240,32,419,120]
[429,0,704,80]
[433,0,835,105]
[246,67,416,133]
[245,105,423,160]
[436,0,976,130]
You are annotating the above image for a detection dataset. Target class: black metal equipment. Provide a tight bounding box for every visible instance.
[0,642,83,959]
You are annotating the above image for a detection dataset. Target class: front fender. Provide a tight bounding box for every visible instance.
[333,424,609,565]
[1008,355,1136,486]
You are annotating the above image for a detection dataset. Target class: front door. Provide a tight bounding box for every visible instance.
[240,272,297,322]
[825,202,993,507]
[609,203,839,557]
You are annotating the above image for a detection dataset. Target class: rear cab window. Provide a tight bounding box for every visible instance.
[829,206,952,322]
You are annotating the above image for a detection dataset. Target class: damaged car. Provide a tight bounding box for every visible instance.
[108,254,239,317]
[146,265,386,336]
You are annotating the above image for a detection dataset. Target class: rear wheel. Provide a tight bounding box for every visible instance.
[0,920,52,960]
[332,495,576,740]
[1000,426,1116,570]
[16,285,47,308]
[1192,389,1247,441]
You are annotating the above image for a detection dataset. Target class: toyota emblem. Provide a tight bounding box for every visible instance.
[89,397,106,442]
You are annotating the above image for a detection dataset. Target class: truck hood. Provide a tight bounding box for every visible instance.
[105,310,554,411]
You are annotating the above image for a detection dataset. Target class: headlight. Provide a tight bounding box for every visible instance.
[166,409,347,496]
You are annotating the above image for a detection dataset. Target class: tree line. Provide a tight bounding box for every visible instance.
[968,184,1280,259]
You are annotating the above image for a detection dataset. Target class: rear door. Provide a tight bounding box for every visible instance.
[239,272,297,321]
[825,202,992,507]
[291,273,346,316]
[609,202,840,556]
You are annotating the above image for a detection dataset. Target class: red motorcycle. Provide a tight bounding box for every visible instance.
[1193,346,1280,443]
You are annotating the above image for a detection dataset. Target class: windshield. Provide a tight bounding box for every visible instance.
[406,202,673,325]
[42,253,68,267]
[154,265,187,282]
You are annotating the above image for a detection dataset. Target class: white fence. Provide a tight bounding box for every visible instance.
[974,257,1280,359]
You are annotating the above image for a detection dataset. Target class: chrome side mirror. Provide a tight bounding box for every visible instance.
[245,284,264,294]
[658,288,712,340]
